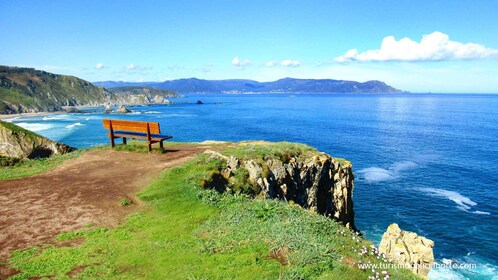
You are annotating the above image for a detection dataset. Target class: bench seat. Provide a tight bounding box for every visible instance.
[112,130,173,141]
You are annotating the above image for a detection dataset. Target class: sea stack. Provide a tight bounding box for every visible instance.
[379,223,435,278]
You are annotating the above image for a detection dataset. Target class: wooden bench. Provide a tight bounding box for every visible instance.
[102,119,172,152]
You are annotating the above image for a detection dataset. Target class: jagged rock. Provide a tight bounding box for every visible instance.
[114,105,131,113]
[379,223,434,278]
[153,95,164,103]
[0,120,76,159]
[63,107,80,113]
[103,104,112,114]
[202,147,356,230]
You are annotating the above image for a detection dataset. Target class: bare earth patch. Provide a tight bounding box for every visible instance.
[0,145,211,268]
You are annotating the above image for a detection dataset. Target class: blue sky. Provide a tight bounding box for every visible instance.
[1,0,498,93]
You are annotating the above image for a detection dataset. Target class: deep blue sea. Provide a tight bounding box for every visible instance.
[6,94,498,279]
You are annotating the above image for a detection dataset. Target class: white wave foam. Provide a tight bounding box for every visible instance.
[160,113,197,117]
[15,122,53,132]
[2,116,20,122]
[357,167,396,183]
[419,188,491,215]
[43,116,63,121]
[472,210,491,215]
[65,122,83,129]
[390,160,418,173]
[357,160,419,183]
[429,266,466,280]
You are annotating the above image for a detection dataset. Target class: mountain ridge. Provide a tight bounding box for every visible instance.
[94,77,406,94]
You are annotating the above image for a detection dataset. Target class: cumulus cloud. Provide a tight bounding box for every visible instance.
[281,59,300,67]
[265,60,277,67]
[232,56,251,68]
[95,63,105,70]
[335,31,498,63]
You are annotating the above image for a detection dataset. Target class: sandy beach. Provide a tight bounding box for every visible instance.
[0,112,60,120]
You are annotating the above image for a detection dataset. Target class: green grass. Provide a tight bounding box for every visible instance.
[0,120,40,138]
[5,150,420,280]
[222,141,318,162]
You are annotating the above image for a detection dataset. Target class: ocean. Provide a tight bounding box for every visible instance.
[6,93,498,279]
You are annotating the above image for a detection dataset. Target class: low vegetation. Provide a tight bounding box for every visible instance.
[0,66,112,114]
[4,142,418,279]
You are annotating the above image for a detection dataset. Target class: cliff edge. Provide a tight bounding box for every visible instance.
[0,120,75,159]
[202,142,356,231]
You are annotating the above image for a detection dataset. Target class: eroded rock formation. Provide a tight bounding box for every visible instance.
[203,149,356,231]
[0,120,75,159]
[379,223,435,278]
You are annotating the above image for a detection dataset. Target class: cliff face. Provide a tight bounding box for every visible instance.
[203,148,356,231]
[0,120,75,159]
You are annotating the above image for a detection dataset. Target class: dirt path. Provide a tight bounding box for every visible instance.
[0,145,211,265]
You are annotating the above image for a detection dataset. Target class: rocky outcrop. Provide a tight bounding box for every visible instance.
[0,120,75,159]
[203,149,356,231]
[114,105,131,113]
[379,223,434,278]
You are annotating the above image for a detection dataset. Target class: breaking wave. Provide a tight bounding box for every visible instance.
[418,188,490,215]
[65,122,84,129]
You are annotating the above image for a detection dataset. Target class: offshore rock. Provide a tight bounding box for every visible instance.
[114,105,131,113]
[203,148,356,231]
[0,120,76,159]
[379,223,435,278]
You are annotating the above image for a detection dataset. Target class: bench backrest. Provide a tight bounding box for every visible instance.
[102,119,161,134]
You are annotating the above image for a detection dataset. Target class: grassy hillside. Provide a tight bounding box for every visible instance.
[4,142,419,279]
[0,66,114,114]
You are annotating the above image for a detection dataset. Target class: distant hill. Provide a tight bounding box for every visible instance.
[94,78,405,94]
[108,86,178,98]
[0,66,180,114]
[0,66,119,114]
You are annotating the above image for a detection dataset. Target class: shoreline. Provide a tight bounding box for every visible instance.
[0,111,61,120]
[0,105,105,120]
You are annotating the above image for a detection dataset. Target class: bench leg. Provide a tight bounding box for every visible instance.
[110,137,115,149]
[123,137,127,144]
[160,140,164,149]
[148,142,152,152]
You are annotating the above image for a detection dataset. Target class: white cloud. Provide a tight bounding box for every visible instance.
[265,60,277,67]
[95,63,105,70]
[281,59,300,67]
[232,56,251,68]
[335,31,498,63]
[124,64,152,71]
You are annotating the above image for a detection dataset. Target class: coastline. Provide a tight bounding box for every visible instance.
[0,111,61,120]
[0,105,104,120]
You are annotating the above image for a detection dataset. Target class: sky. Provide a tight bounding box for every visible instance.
[1,0,498,93]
